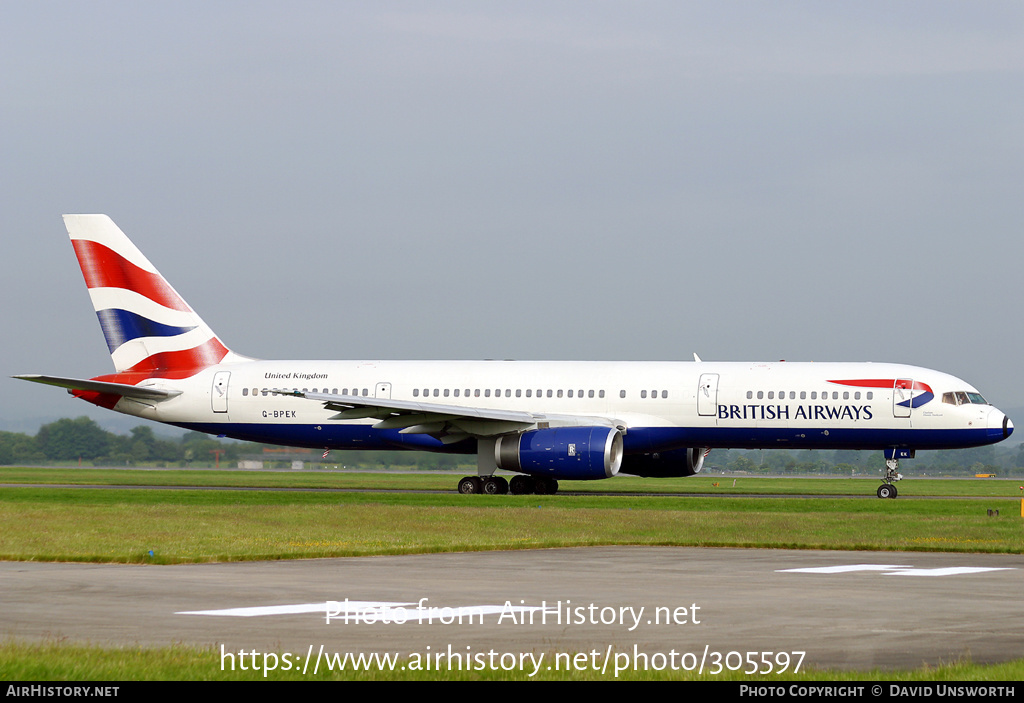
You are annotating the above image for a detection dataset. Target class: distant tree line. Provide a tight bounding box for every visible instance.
[1,416,1023,476]
[704,445,1024,477]
[0,417,243,467]
[0,416,473,470]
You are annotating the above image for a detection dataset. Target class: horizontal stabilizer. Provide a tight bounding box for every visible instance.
[12,374,182,400]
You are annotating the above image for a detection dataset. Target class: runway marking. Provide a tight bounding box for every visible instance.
[881,566,1016,577]
[777,564,1015,576]
[176,601,389,617]
[177,600,537,620]
[778,564,912,574]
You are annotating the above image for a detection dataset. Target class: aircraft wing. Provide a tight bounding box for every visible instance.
[13,374,182,400]
[271,388,626,441]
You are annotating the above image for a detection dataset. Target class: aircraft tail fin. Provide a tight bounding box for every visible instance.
[63,214,240,377]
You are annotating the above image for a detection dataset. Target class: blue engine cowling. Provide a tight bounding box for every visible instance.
[494,427,623,480]
[618,447,706,478]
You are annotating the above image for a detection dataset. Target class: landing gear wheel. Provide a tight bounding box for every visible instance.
[877,484,894,499]
[509,475,534,495]
[534,477,559,495]
[483,477,509,495]
[888,484,898,499]
[458,476,483,494]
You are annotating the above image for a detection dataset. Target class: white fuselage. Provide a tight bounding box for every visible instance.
[113,359,1011,457]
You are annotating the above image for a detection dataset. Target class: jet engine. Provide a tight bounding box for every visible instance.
[494,426,623,480]
[618,447,708,478]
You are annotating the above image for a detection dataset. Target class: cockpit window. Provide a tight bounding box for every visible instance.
[943,391,988,405]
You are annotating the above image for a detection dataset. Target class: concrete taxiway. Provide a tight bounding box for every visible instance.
[3,547,1022,672]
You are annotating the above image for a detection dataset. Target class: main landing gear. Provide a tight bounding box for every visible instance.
[510,475,558,495]
[456,475,559,495]
[458,476,509,495]
[459,438,560,495]
[877,454,904,499]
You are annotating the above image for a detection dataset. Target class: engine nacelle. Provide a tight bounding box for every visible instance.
[619,447,707,478]
[494,427,623,480]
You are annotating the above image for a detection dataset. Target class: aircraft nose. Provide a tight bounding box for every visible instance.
[988,409,1013,440]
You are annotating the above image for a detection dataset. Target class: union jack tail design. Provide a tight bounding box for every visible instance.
[64,214,241,379]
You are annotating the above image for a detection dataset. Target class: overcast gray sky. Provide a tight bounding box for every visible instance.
[3,1,1023,431]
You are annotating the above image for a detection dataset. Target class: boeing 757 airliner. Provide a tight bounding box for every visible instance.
[15,215,1014,497]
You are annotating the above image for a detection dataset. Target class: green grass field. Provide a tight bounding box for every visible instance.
[1,468,1022,562]
[2,467,1022,680]
[3,640,1023,681]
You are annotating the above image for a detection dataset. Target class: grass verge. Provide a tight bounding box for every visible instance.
[3,466,1023,497]
[3,641,1024,681]
[0,485,1021,563]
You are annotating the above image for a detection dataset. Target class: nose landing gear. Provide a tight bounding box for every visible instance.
[877,451,907,499]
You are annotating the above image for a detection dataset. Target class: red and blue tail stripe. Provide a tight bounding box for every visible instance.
[71,238,192,312]
[64,214,237,379]
[95,308,198,354]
